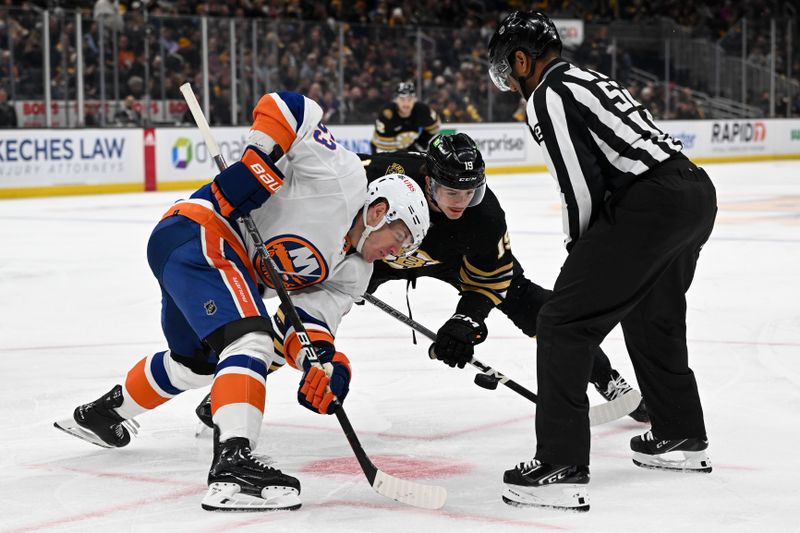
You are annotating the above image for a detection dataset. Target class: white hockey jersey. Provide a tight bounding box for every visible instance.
[238,92,372,367]
[160,92,371,373]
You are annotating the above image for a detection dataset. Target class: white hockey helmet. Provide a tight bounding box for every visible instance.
[356,173,430,257]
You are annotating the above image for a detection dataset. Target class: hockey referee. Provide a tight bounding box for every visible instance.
[488,11,717,511]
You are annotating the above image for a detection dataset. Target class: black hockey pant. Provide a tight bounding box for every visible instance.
[534,155,717,466]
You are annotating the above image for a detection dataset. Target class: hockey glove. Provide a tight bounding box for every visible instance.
[298,348,351,415]
[430,314,488,369]
[210,144,284,219]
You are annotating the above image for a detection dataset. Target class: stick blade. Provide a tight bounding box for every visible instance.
[589,389,642,426]
[372,470,447,510]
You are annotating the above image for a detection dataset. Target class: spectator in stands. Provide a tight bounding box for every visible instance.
[0,89,17,128]
[340,85,370,123]
[127,75,145,99]
[94,0,124,32]
[1,0,797,127]
[321,89,341,123]
[114,95,141,126]
[83,102,101,127]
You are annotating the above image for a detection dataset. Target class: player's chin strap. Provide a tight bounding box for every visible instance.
[355,204,388,254]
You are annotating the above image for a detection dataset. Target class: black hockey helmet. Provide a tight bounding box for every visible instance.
[395,81,416,98]
[425,133,486,208]
[488,11,562,92]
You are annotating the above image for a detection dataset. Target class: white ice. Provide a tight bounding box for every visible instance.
[1,161,798,532]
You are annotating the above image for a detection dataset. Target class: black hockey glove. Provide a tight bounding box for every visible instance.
[430,314,488,369]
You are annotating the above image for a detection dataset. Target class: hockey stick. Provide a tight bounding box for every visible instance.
[362,293,641,427]
[180,84,446,510]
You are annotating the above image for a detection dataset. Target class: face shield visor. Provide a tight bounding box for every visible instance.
[489,56,514,92]
[429,177,486,208]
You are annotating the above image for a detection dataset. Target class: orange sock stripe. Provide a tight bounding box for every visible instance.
[283,329,335,369]
[125,357,170,409]
[202,227,260,318]
[210,373,266,416]
[251,94,297,153]
[161,201,256,282]
[211,182,235,217]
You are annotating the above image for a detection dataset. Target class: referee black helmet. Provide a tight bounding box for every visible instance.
[488,11,562,92]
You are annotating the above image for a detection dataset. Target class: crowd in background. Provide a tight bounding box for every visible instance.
[0,0,798,128]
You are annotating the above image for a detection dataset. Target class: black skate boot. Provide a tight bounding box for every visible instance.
[502,459,590,512]
[54,385,139,448]
[202,430,302,512]
[194,393,213,437]
[593,369,650,423]
[631,430,712,473]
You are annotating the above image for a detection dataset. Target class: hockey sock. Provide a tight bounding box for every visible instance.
[118,350,213,419]
[211,331,273,447]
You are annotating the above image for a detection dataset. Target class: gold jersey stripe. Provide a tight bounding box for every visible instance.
[463,257,514,277]
[461,286,503,305]
[459,268,512,291]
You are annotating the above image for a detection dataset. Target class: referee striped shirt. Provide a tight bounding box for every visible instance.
[526,59,682,249]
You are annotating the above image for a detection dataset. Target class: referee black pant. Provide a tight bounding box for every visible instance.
[534,154,717,466]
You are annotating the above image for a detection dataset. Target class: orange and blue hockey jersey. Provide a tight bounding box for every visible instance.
[160,92,371,368]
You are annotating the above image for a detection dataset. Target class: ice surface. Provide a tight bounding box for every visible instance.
[1,161,798,532]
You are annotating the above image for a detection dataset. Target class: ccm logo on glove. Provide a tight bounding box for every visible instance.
[430,313,488,369]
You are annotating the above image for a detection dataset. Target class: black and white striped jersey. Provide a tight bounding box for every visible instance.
[526,59,683,250]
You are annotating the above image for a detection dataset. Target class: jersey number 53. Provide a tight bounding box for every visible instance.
[313,123,337,150]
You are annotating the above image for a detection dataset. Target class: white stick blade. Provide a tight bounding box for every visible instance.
[372,471,447,510]
[589,389,642,426]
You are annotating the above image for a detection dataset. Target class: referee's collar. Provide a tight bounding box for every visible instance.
[537,58,569,88]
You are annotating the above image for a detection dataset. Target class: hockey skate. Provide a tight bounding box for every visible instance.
[502,459,590,512]
[202,431,301,512]
[593,370,650,423]
[631,430,712,473]
[53,385,139,448]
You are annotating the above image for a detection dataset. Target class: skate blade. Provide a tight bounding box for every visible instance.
[201,482,302,512]
[502,483,589,512]
[632,450,712,473]
[54,418,114,449]
[53,417,139,449]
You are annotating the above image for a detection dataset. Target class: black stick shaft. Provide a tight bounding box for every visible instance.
[362,293,538,403]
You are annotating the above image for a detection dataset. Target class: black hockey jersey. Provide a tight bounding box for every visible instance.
[371,102,440,153]
[360,151,515,319]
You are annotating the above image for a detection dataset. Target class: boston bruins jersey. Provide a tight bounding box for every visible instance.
[360,151,515,320]
[371,102,440,153]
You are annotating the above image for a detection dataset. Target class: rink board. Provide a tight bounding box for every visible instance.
[1,119,799,198]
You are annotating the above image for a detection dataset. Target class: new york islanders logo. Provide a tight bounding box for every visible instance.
[255,235,328,290]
